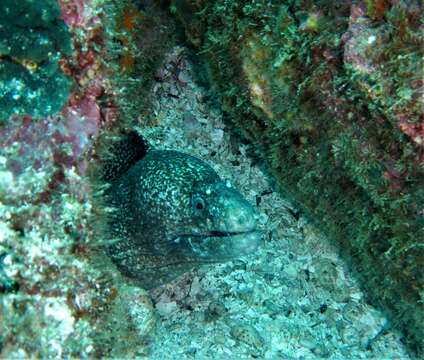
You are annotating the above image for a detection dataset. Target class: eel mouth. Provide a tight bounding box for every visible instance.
[173,228,258,240]
[171,229,262,260]
[195,229,256,237]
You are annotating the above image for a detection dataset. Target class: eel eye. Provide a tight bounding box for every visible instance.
[195,201,204,210]
[192,196,206,215]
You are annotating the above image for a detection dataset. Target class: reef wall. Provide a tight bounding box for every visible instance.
[0,0,174,357]
[170,0,424,354]
[0,0,422,357]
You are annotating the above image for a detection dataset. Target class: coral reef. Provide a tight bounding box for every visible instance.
[0,0,420,358]
[133,46,409,359]
[170,0,424,355]
[0,0,161,357]
[0,0,72,119]
[0,0,182,357]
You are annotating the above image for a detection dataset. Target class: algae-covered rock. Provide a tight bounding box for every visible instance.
[0,0,72,119]
[101,0,177,122]
[171,0,424,355]
[0,1,178,358]
[0,0,419,357]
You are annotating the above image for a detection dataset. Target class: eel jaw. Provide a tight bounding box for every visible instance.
[171,229,262,260]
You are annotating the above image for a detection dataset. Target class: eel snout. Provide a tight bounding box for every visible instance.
[174,184,263,260]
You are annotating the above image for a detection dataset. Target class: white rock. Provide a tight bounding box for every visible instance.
[156,300,178,316]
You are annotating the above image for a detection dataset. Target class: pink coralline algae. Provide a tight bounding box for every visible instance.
[0,93,101,204]
[60,86,102,164]
[58,0,100,29]
[342,5,380,75]
[342,1,423,153]
[399,121,424,149]
[0,116,57,204]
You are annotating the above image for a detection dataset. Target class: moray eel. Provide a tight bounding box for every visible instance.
[103,132,262,289]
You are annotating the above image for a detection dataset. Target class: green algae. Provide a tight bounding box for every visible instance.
[0,0,420,357]
[100,0,177,127]
[170,0,424,355]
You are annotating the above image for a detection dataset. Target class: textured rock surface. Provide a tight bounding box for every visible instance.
[0,0,420,358]
[0,1,159,357]
[0,0,72,119]
[170,0,424,355]
[138,46,409,359]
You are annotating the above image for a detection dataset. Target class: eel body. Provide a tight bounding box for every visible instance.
[104,132,261,289]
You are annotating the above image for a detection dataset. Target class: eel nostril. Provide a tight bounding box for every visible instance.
[238,214,247,225]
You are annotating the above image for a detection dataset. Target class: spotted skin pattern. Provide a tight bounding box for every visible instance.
[106,145,261,289]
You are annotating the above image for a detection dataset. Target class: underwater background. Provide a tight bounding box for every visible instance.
[0,0,423,359]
